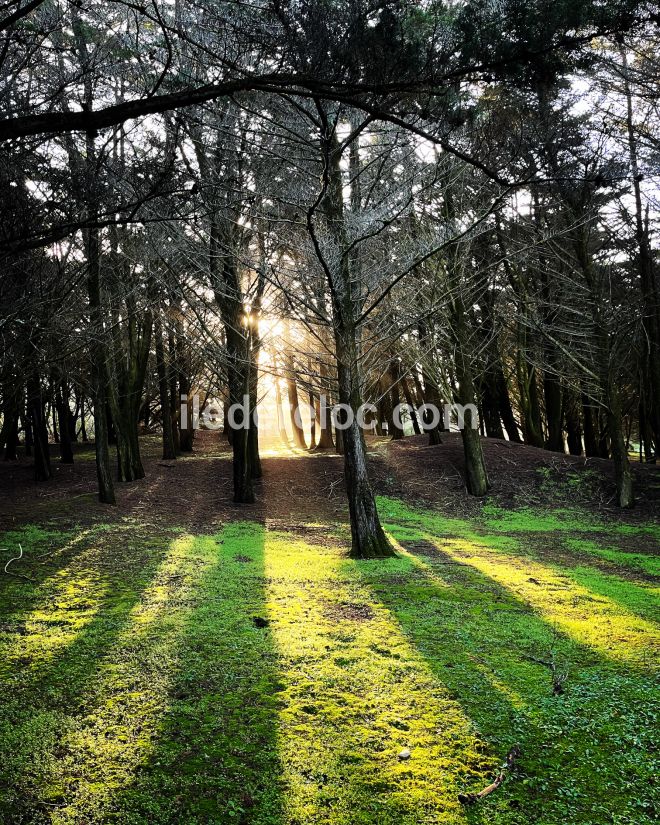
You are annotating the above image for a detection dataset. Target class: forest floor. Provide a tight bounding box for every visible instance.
[0,432,658,825]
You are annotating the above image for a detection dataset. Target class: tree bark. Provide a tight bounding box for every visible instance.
[27,372,52,482]
[154,305,177,460]
[388,359,405,439]
[55,377,74,464]
[564,390,583,456]
[85,142,115,504]
[323,123,393,558]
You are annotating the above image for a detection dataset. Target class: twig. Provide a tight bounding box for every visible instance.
[459,744,521,805]
[523,652,567,695]
[2,544,35,583]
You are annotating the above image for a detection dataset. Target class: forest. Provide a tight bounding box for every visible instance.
[0,1,658,823]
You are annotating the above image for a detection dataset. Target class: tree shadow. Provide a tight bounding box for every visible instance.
[103,522,285,825]
[347,535,658,823]
[0,523,106,623]
[555,563,660,626]
[474,531,660,625]
[0,527,177,821]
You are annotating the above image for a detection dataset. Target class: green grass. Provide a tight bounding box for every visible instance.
[0,500,658,824]
[563,538,660,577]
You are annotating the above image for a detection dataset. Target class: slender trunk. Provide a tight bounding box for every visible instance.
[275,380,290,446]
[607,384,634,507]
[3,411,19,461]
[55,379,74,464]
[108,310,151,482]
[517,351,544,448]
[1,384,19,460]
[80,398,88,442]
[309,390,317,448]
[27,372,52,482]
[639,396,654,463]
[401,376,421,435]
[496,364,522,442]
[454,316,490,496]
[336,336,393,558]
[22,404,32,458]
[378,378,393,437]
[86,161,115,502]
[248,333,262,479]
[388,359,404,439]
[543,371,564,452]
[227,340,254,503]
[418,321,444,445]
[50,385,59,443]
[480,372,506,439]
[167,325,181,454]
[565,390,583,456]
[284,341,307,449]
[582,394,599,457]
[175,310,194,453]
[154,308,176,460]
[314,384,334,449]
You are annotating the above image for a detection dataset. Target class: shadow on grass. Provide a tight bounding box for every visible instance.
[105,523,285,825]
[348,532,658,824]
[0,527,173,822]
[556,564,660,626]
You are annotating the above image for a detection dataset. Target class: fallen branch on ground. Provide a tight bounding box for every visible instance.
[2,544,34,583]
[458,744,521,805]
[524,651,567,695]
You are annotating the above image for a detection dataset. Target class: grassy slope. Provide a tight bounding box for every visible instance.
[0,499,658,825]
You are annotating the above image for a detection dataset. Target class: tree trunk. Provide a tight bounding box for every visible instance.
[55,379,74,464]
[284,343,307,449]
[1,383,20,461]
[582,394,599,457]
[85,156,115,502]
[108,309,151,482]
[623,51,660,455]
[27,372,52,482]
[495,364,522,442]
[167,325,181,454]
[543,371,564,452]
[227,350,255,503]
[248,334,262,479]
[3,411,19,461]
[388,359,405,439]
[454,325,490,496]
[324,125,393,558]
[417,321,444,445]
[275,379,290,446]
[401,376,421,435]
[80,398,88,442]
[154,307,176,460]
[336,340,394,558]
[480,371,506,439]
[175,308,194,453]
[607,385,634,508]
[378,379,392,437]
[564,390,583,456]
[309,390,317,448]
[517,350,544,449]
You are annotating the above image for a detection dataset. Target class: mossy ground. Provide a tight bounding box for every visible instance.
[0,494,657,824]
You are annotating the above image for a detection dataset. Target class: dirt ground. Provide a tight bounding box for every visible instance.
[1,430,658,536]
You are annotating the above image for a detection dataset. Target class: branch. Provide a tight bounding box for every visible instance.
[458,745,521,806]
